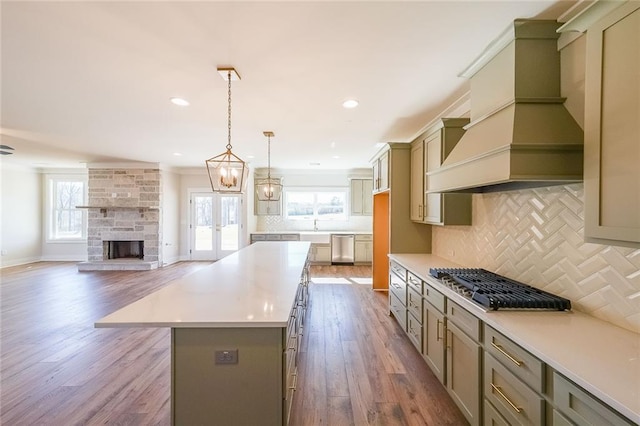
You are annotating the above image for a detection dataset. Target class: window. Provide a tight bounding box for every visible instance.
[47,176,87,241]
[285,189,347,221]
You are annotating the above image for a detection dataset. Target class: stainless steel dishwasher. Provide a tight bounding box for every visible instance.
[330,234,355,264]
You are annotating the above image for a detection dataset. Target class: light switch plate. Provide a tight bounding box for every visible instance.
[214,349,238,364]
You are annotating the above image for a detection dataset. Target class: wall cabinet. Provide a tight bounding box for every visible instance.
[581,1,640,248]
[410,118,472,226]
[372,150,389,193]
[254,178,282,217]
[350,179,373,216]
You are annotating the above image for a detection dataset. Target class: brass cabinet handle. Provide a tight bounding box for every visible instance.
[436,319,442,341]
[446,329,451,349]
[289,372,298,390]
[491,383,522,413]
[491,342,523,367]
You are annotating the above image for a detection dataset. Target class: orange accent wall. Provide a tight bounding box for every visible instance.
[372,192,389,290]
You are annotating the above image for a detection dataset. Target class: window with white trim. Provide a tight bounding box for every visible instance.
[285,189,347,221]
[47,176,87,241]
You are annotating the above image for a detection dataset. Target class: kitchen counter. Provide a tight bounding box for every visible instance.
[389,253,640,424]
[96,241,311,328]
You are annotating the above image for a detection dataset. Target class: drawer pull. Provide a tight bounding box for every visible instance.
[491,383,522,413]
[289,372,298,390]
[491,342,523,367]
[436,319,442,341]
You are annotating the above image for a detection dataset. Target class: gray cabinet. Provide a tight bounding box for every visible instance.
[422,283,446,384]
[410,118,472,225]
[308,243,331,264]
[350,179,373,216]
[446,301,482,426]
[581,1,640,248]
[372,150,389,193]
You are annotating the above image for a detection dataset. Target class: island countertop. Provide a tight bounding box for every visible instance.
[95,241,311,328]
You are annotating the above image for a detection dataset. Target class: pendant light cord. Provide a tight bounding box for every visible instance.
[226,70,232,151]
[267,133,271,180]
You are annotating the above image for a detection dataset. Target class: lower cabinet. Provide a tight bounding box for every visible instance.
[354,234,373,264]
[388,259,636,426]
[446,320,482,426]
[308,243,331,264]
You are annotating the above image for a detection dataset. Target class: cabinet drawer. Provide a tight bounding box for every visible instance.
[389,293,407,331]
[280,233,300,241]
[407,286,422,323]
[447,300,480,341]
[265,234,282,241]
[553,372,634,426]
[390,261,407,281]
[250,234,266,241]
[484,399,510,426]
[424,281,445,313]
[552,409,573,426]
[484,325,544,393]
[389,273,407,305]
[407,311,422,351]
[485,353,545,426]
[406,271,422,293]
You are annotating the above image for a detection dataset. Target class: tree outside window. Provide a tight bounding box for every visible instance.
[49,177,87,240]
[285,190,346,221]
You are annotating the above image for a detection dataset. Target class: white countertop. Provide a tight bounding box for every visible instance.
[95,241,311,328]
[389,253,640,424]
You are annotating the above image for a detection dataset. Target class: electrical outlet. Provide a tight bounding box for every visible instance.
[214,349,238,365]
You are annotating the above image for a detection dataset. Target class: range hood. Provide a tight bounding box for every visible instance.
[428,20,584,193]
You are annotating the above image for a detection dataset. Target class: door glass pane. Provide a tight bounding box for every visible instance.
[194,196,213,250]
[220,196,239,251]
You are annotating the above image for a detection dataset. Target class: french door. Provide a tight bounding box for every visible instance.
[190,192,242,261]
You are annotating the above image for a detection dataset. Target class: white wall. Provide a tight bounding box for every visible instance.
[162,169,181,265]
[0,164,42,267]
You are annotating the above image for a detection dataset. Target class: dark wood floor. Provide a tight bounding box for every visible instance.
[0,262,466,425]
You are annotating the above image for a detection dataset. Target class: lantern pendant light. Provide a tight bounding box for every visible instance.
[205,68,249,193]
[256,131,283,201]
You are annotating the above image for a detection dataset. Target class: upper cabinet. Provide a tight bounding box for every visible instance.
[351,178,373,216]
[561,1,640,248]
[372,150,389,193]
[411,118,472,226]
[254,177,282,216]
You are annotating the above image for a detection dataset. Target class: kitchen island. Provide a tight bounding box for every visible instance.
[96,241,311,426]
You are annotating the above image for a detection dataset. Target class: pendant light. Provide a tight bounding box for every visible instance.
[205,68,249,193]
[256,131,283,201]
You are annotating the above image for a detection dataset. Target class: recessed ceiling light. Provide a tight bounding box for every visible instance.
[173,152,182,156]
[332,155,340,159]
[343,99,359,108]
[309,162,321,166]
[247,155,255,159]
[170,97,189,106]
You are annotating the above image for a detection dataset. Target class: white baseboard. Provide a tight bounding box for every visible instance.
[0,256,42,269]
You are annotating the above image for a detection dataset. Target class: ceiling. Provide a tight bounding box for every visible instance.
[1,1,576,171]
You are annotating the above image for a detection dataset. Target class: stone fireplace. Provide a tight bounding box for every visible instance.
[77,166,162,271]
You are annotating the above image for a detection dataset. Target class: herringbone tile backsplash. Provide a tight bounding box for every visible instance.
[432,184,640,333]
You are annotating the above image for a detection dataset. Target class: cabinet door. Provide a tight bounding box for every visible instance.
[315,245,331,263]
[424,134,443,224]
[362,179,373,215]
[584,3,640,247]
[255,199,281,216]
[351,179,364,215]
[410,141,425,221]
[379,151,389,191]
[354,241,368,262]
[372,161,380,191]
[446,321,482,426]
[423,302,446,384]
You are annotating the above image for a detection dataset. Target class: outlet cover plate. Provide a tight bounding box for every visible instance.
[214,349,238,364]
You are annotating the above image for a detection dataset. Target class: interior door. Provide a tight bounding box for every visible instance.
[190,193,242,260]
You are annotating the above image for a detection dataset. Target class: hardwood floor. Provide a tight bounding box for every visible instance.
[1,262,466,425]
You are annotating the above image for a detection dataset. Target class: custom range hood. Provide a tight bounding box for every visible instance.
[428,20,584,193]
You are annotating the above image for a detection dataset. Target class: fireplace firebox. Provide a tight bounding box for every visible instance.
[104,240,144,260]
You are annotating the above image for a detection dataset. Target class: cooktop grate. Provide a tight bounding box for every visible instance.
[429,268,571,311]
